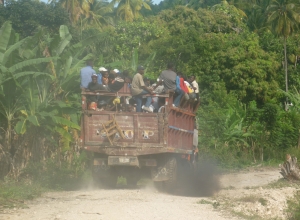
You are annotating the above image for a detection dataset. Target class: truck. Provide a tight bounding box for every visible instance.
[80,82,199,191]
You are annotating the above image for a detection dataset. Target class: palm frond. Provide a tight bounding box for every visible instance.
[8,57,58,73]
[0,21,12,63]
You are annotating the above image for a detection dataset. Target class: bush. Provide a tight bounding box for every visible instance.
[22,152,91,190]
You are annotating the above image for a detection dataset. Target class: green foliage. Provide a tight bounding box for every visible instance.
[0,179,46,209]
[1,0,300,178]
[23,152,89,190]
[113,0,151,22]
[113,19,163,60]
[287,193,300,220]
[0,0,69,38]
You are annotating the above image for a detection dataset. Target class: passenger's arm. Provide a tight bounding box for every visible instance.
[141,85,154,94]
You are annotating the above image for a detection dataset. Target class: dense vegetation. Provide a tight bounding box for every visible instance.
[1,0,300,182]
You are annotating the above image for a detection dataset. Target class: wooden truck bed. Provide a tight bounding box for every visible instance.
[80,83,198,157]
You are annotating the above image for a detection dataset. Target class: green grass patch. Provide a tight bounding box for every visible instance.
[197,199,220,208]
[264,178,300,189]
[0,155,92,211]
[236,195,268,206]
[286,191,300,220]
[231,210,265,220]
[0,179,47,210]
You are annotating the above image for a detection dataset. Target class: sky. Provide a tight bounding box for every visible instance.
[152,0,162,4]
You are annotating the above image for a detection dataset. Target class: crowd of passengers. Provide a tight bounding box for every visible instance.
[80,61,199,113]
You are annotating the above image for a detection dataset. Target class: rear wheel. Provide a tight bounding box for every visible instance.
[164,157,178,192]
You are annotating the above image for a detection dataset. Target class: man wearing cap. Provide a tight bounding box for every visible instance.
[80,60,96,90]
[86,74,106,103]
[98,67,108,84]
[113,69,120,74]
[131,66,154,112]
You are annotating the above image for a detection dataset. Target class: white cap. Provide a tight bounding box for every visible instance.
[113,69,120,73]
[99,67,107,71]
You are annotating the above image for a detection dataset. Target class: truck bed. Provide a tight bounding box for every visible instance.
[80,86,198,156]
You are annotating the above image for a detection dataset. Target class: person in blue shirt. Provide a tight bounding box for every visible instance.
[80,60,96,90]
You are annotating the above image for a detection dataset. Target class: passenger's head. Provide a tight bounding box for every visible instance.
[190,75,195,81]
[99,67,107,74]
[91,74,97,83]
[103,72,109,78]
[108,73,115,83]
[144,77,150,86]
[137,65,145,74]
[177,72,185,78]
[86,60,93,67]
[167,62,175,70]
[113,69,120,74]
[122,70,130,77]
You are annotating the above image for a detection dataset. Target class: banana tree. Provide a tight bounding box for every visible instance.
[0,21,56,151]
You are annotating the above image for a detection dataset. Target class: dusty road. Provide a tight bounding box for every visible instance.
[0,168,293,220]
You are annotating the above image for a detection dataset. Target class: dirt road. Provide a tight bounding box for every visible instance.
[0,168,293,220]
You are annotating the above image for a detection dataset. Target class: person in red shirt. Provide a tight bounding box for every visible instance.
[178,72,189,94]
[177,72,190,107]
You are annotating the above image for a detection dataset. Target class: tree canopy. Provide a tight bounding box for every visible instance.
[1,0,300,173]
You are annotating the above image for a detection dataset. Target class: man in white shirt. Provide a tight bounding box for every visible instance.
[190,75,199,102]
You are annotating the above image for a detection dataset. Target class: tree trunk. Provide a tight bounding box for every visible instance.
[5,119,12,151]
[298,131,300,149]
[0,144,11,180]
[260,147,263,162]
[284,37,288,93]
[284,37,289,111]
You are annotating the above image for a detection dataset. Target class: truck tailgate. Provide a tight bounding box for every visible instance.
[83,111,166,147]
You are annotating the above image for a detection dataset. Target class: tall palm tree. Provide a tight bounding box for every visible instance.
[113,0,151,22]
[267,0,300,94]
[246,0,272,32]
[51,0,94,24]
[82,0,114,29]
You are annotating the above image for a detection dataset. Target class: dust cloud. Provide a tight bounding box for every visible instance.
[175,159,221,197]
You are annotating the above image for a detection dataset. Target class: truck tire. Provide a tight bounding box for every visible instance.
[164,157,177,192]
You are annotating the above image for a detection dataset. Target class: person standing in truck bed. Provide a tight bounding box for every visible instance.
[131,66,154,112]
[158,62,183,108]
[189,75,199,102]
[80,60,96,90]
[86,74,106,109]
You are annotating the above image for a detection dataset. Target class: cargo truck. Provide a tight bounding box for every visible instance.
[80,83,199,191]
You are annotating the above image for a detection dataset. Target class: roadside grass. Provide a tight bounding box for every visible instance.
[0,179,47,211]
[197,199,221,209]
[231,210,265,220]
[286,192,300,220]
[264,178,300,189]
[0,156,92,211]
[236,195,268,206]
